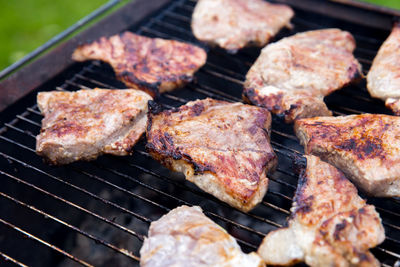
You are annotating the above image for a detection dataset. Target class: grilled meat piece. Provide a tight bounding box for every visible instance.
[258,155,385,266]
[36,88,152,165]
[72,32,207,97]
[191,0,294,51]
[146,98,277,212]
[140,205,264,267]
[295,114,400,197]
[243,29,362,123]
[367,23,400,115]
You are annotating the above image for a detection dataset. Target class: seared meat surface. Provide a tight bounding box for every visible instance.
[140,205,264,267]
[191,0,294,51]
[258,155,385,266]
[243,29,362,123]
[72,32,207,97]
[367,23,400,115]
[36,88,152,165]
[146,98,277,212]
[295,114,400,197]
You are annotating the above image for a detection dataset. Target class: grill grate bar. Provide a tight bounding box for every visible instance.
[328,104,363,115]
[83,61,241,104]
[262,201,290,215]
[15,115,41,127]
[100,162,282,230]
[4,113,287,231]
[376,206,400,219]
[150,18,194,39]
[271,141,302,155]
[0,146,152,224]
[17,77,395,227]
[187,84,239,102]
[5,108,286,228]
[204,61,246,81]
[0,147,258,254]
[0,146,146,243]
[269,173,297,188]
[0,217,93,267]
[126,168,278,228]
[376,246,400,260]
[165,4,377,65]
[268,190,293,201]
[0,191,141,262]
[136,24,377,118]
[26,107,41,116]
[53,69,305,157]
[0,252,28,267]
[21,90,291,220]
[76,66,303,144]
[135,147,298,190]
[121,158,291,215]
[0,123,265,248]
[10,112,400,228]
[165,10,191,23]
[200,68,244,85]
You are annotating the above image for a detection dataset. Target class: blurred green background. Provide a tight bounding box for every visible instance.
[0,0,399,71]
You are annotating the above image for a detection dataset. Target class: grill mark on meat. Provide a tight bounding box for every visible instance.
[257,155,385,266]
[243,87,285,114]
[36,88,152,165]
[333,220,348,241]
[146,98,277,211]
[335,138,385,160]
[191,0,294,51]
[72,32,207,97]
[48,122,86,138]
[140,206,264,267]
[304,116,389,160]
[118,71,162,97]
[295,114,400,196]
[367,23,400,115]
[243,29,362,123]
[189,102,204,116]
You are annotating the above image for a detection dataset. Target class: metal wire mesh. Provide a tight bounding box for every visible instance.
[1,0,400,266]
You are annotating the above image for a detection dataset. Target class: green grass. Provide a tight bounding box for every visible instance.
[0,0,399,71]
[0,0,108,70]
[361,0,400,9]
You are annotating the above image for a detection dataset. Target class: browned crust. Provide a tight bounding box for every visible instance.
[243,29,362,123]
[72,32,207,97]
[294,114,400,196]
[36,88,151,165]
[243,87,285,116]
[258,155,384,266]
[293,156,359,224]
[146,98,277,210]
[191,0,294,51]
[295,116,391,161]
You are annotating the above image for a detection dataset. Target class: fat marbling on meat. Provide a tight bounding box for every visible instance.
[258,155,385,266]
[72,32,207,97]
[146,98,277,212]
[36,88,152,164]
[243,29,362,123]
[140,205,264,267]
[192,0,294,51]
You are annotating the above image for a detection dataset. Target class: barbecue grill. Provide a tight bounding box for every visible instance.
[1,0,400,266]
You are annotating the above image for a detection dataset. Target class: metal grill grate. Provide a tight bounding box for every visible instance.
[1,0,400,266]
